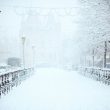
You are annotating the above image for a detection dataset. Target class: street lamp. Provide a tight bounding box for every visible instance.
[32,45,35,70]
[92,48,95,67]
[21,36,26,69]
[103,40,110,68]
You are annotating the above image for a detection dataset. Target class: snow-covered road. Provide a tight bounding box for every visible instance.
[0,68,110,110]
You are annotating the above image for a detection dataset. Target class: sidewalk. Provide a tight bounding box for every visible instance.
[0,68,110,110]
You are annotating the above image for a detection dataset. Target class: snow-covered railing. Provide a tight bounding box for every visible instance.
[79,67,110,85]
[0,68,34,98]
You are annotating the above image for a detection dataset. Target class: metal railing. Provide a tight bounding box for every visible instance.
[79,67,110,85]
[0,68,34,98]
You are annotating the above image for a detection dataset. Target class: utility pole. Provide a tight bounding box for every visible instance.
[21,36,26,69]
[32,45,35,69]
[104,41,107,68]
[92,49,95,67]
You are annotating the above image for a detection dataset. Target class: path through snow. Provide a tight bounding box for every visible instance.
[0,68,110,110]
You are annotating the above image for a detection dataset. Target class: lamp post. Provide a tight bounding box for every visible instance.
[92,48,95,67]
[21,36,26,69]
[104,41,107,68]
[32,45,35,70]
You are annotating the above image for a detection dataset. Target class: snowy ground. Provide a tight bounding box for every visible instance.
[0,68,110,110]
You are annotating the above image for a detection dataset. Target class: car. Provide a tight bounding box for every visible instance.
[0,64,11,74]
[106,63,110,68]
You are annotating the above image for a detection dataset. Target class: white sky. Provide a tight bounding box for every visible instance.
[0,0,80,7]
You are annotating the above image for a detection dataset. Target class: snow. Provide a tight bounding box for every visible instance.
[0,68,110,110]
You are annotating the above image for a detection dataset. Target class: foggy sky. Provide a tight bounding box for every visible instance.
[0,0,110,67]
